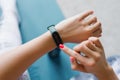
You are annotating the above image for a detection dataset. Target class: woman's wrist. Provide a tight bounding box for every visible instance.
[95,65,119,80]
[55,25,68,43]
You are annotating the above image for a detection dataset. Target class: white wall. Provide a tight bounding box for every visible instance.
[57,0,120,57]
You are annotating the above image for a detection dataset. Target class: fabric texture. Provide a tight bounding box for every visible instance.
[18,70,31,80]
[0,3,31,80]
[0,16,31,80]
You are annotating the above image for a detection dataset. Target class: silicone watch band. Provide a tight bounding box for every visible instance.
[47,25,63,47]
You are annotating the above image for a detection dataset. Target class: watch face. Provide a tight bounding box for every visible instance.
[48,25,56,32]
[48,25,63,47]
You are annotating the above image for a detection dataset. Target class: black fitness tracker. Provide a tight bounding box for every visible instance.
[47,25,63,47]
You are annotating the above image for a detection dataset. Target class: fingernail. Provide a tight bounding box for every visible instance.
[59,44,64,49]
[70,57,74,63]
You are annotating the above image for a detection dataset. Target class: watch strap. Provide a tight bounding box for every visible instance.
[47,25,63,47]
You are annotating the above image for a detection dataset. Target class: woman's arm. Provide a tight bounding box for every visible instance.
[95,66,118,80]
[0,31,56,80]
[0,10,102,80]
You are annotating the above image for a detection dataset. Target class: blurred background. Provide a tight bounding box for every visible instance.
[0,0,120,80]
[57,0,120,57]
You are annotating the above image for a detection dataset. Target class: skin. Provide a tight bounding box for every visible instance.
[60,37,118,80]
[0,10,102,80]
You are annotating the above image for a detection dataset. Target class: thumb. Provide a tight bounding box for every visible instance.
[70,56,86,72]
[70,56,78,70]
[70,56,79,67]
[70,56,76,64]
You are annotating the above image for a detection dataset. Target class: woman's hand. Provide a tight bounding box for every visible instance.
[55,10,102,43]
[60,37,107,74]
[60,37,118,80]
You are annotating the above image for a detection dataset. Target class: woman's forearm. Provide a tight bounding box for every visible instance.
[95,66,119,80]
[0,31,56,80]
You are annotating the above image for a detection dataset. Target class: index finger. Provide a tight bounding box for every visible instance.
[59,44,88,64]
[79,10,94,21]
[60,44,79,57]
[88,37,103,49]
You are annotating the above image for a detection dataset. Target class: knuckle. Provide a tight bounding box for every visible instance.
[83,41,90,47]
[99,29,102,34]
[79,44,85,51]
[87,61,96,67]
[94,54,101,61]
[73,44,82,51]
[81,21,86,26]
[89,62,96,67]
[74,53,79,58]
[86,40,91,45]
[94,37,99,42]
[83,40,88,44]
[97,21,102,26]
[93,17,97,21]
[85,27,93,33]
[79,43,84,49]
